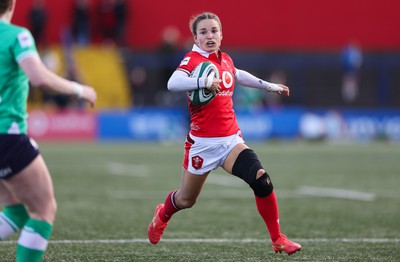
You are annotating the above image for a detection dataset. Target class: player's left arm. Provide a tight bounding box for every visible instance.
[234,68,290,96]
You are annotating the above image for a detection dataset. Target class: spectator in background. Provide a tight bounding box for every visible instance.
[114,0,127,46]
[341,40,363,103]
[28,0,47,48]
[156,25,183,106]
[97,0,117,45]
[129,66,148,106]
[72,0,91,45]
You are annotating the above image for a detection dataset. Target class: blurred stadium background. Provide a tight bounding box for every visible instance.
[13,0,400,143]
[3,1,400,261]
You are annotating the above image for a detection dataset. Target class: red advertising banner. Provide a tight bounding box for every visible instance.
[27,110,97,141]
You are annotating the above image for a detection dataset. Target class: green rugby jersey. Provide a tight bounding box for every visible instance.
[0,19,38,134]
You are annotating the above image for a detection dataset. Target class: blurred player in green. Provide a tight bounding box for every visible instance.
[0,0,97,261]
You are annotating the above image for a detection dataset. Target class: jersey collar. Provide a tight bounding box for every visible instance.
[192,44,222,62]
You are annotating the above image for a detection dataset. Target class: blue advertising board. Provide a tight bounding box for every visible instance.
[98,107,400,142]
[98,108,188,141]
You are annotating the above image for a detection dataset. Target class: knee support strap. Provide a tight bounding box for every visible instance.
[232,149,273,197]
[250,172,274,197]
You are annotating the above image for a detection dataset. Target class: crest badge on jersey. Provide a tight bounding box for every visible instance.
[191,155,204,170]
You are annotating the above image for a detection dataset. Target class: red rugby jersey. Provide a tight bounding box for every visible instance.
[177,45,239,137]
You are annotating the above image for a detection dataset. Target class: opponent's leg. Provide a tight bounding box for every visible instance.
[0,182,30,240]
[4,155,56,262]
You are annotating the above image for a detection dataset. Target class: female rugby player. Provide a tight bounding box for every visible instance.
[0,1,96,261]
[147,12,301,255]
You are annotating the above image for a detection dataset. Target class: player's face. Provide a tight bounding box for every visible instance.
[194,19,222,53]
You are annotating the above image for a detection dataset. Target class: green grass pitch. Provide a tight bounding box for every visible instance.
[1,141,399,261]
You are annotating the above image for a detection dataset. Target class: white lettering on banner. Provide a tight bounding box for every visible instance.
[129,115,169,136]
[347,116,400,141]
[384,117,400,140]
[237,115,272,138]
[28,111,49,137]
[50,114,94,132]
[348,117,376,139]
[128,113,186,140]
[27,110,96,138]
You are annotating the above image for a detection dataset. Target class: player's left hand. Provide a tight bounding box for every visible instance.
[277,84,290,96]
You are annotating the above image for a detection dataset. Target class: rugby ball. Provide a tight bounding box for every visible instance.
[187,62,220,106]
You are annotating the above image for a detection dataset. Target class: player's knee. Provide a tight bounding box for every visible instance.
[232,149,263,185]
[27,199,57,223]
[232,149,273,197]
[42,195,57,222]
[250,172,274,197]
[43,198,57,223]
[50,198,58,216]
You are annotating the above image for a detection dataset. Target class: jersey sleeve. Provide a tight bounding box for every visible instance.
[177,52,201,76]
[13,29,39,63]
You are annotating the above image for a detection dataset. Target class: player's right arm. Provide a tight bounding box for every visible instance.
[167,70,218,92]
[19,55,97,106]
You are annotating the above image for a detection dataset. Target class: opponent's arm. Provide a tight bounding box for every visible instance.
[235,68,290,96]
[19,54,97,106]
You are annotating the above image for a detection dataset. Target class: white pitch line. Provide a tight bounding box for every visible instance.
[1,238,399,245]
[206,173,244,187]
[297,186,376,201]
[106,162,149,177]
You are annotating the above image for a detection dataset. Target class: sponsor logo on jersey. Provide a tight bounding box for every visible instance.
[191,155,204,170]
[180,57,191,66]
[217,91,233,97]
[18,31,33,49]
[222,71,233,89]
